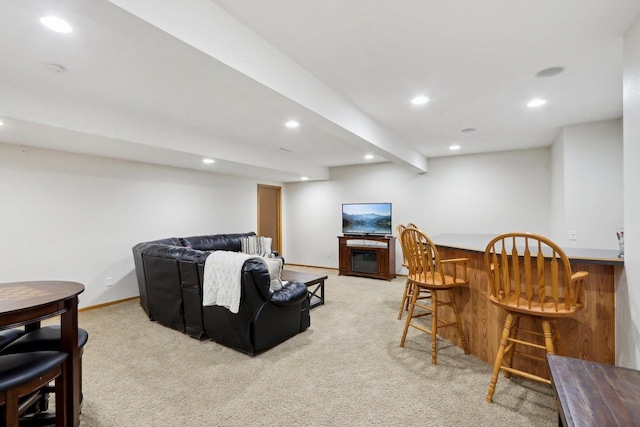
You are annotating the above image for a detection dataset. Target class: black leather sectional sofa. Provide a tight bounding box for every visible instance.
[132,232,310,355]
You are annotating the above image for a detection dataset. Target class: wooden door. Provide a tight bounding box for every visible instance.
[257,185,282,254]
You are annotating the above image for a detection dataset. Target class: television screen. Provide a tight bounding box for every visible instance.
[342,203,392,235]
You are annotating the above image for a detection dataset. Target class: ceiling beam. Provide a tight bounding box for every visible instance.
[107,0,428,174]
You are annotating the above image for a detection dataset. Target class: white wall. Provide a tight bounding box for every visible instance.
[550,131,566,243]
[618,14,640,368]
[0,142,269,308]
[551,119,623,249]
[284,147,552,271]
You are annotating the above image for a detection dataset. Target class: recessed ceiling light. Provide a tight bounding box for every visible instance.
[527,98,547,108]
[364,154,374,160]
[449,145,461,151]
[202,158,215,164]
[46,64,65,73]
[285,120,300,128]
[411,95,429,105]
[536,67,565,78]
[301,176,309,181]
[40,16,73,33]
[461,128,476,133]
[0,120,4,127]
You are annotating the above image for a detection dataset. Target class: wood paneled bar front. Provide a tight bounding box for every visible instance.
[431,234,623,380]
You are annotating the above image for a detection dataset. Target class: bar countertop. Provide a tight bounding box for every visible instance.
[432,233,624,266]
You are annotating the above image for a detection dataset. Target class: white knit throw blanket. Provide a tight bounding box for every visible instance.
[202,251,258,313]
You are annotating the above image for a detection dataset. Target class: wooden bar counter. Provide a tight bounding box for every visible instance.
[431,234,623,379]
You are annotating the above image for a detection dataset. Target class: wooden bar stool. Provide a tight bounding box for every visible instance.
[484,232,588,403]
[0,351,68,426]
[397,223,431,320]
[399,226,469,364]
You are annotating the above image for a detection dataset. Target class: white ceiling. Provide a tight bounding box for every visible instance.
[1,0,638,182]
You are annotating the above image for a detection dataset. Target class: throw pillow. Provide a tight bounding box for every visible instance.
[241,236,273,257]
[240,236,254,255]
[262,237,274,258]
[263,257,284,292]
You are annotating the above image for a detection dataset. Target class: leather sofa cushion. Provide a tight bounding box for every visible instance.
[150,237,183,246]
[180,232,256,252]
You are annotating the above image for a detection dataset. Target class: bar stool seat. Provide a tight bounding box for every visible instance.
[0,351,67,427]
[0,330,25,352]
[0,326,88,354]
[1,325,89,415]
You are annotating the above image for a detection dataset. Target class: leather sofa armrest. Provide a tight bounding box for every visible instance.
[242,259,272,301]
[270,281,308,307]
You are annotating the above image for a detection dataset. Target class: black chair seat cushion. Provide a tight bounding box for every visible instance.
[0,351,67,391]
[0,329,26,351]
[0,326,88,355]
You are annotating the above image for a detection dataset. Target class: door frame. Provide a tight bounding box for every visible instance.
[257,184,282,254]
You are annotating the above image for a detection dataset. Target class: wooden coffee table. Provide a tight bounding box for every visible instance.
[547,354,640,426]
[281,270,327,308]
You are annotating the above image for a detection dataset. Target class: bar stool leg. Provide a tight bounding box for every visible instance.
[487,312,514,403]
[449,289,469,354]
[5,389,19,427]
[397,279,411,320]
[542,320,555,355]
[56,362,68,426]
[503,315,520,379]
[431,291,438,364]
[400,285,419,347]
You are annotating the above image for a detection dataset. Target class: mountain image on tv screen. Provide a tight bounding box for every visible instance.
[342,203,392,235]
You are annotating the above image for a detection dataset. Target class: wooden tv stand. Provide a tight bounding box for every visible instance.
[338,235,396,281]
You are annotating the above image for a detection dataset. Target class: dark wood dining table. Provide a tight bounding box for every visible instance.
[0,281,85,426]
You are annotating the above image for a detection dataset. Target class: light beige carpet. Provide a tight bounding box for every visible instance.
[76,267,556,426]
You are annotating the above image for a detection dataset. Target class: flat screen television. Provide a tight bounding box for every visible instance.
[342,202,392,236]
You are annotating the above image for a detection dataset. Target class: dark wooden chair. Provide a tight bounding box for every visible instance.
[484,232,588,403]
